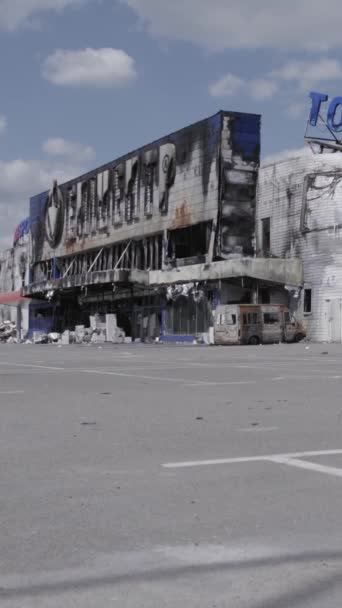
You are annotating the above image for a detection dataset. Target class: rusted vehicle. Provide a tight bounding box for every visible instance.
[214,304,306,345]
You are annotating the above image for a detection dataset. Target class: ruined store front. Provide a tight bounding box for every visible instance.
[24,110,292,340]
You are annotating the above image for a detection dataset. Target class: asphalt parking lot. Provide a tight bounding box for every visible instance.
[1,342,342,607]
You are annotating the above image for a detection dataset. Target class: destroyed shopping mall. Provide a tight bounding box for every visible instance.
[1,109,341,343]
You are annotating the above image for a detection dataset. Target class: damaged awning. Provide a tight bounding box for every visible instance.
[23,257,303,297]
[22,269,130,297]
[131,258,303,288]
[0,291,30,305]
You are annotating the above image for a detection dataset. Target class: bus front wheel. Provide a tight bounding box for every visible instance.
[248,335,260,345]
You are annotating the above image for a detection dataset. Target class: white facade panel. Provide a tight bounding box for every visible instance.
[257,153,342,341]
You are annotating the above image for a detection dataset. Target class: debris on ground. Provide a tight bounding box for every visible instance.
[48,332,60,343]
[73,314,125,345]
[6,336,17,344]
[33,332,49,344]
[0,320,16,342]
[7,313,127,346]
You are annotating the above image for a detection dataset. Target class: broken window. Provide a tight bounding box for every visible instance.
[113,165,124,225]
[81,181,90,235]
[144,165,155,216]
[167,222,210,261]
[248,312,259,324]
[143,150,158,217]
[260,288,270,304]
[263,312,280,324]
[126,158,139,222]
[261,217,271,256]
[89,178,97,232]
[304,288,312,314]
[66,185,77,238]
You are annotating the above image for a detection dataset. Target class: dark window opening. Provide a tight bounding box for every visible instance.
[144,165,155,216]
[261,217,271,256]
[165,296,210,335]
[260,288,270,304]
[167,222,210,261]
[243,312,259,325]
[32,307,53,319]
[264,312,280,324]
[304,288,312,314]
[248,312,259,324]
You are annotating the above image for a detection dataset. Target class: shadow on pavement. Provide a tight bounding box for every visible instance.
[0,549,342,602]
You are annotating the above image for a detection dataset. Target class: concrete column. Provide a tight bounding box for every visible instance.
[16,304,22,343]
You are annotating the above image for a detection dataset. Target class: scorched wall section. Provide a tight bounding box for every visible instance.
[29,113,223,266]
[257,154,342,342]
[218,113,260,257]
[28,111,261,287]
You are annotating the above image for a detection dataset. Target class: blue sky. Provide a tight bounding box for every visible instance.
[0,0,341,247]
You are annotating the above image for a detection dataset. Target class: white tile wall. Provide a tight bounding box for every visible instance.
[257,153,342,341]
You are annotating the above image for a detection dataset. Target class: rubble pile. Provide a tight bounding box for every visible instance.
[71,314,126,345]
[0,320,17,342]
[0,314,127,346]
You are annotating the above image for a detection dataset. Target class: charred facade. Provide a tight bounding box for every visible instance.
[3,111,303,341]
[257,153,342,342]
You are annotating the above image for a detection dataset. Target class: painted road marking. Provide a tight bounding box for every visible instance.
[2,361,342,388]
[0,362,65,371]
[271,456,342,479]
[185,380,256,387]
[238,426,278,433]
[0,390,25,394]
[0,362,255,386]
[186,375,341,387]
[80,368,197,384]
[163,449,342,469]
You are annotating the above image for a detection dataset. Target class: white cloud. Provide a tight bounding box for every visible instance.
[0,145,93,248]
[271,58,342,89]
[209,57,341,111]
[0,0,86,31]
[209,73,243,97]
[121,0,342,51]
[42,137,95,162]
[262,146,311,165]
[0,115,7,135]
[249,78,278,101]
[209,73,278,101]
[42,47,137,87]
[287,101,309,119]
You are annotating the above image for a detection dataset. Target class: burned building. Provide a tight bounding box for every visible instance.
[21,111,301,341]
[257,153,342,342]
[0,219,32,335]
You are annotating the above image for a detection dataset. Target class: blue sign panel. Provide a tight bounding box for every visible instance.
[307,92,342,141]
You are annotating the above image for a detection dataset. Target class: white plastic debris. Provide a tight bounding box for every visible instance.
[48,332,60,343]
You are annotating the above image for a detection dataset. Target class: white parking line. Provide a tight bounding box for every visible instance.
[0,390,24,394]
[238,426,278,433]
[185,380,256,387]
[79,368,196,384]
[271,456,342,478]
[0,362,65,371]
[2,361,341,389]
[163,448,342,469]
